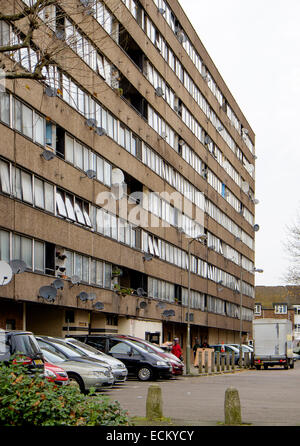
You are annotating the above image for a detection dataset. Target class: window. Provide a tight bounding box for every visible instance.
[254,304,261,315]
[0,229,10,262]
[13,234,32,269]
[34,240,44,272]
[0,160,10,194]
[294,306,300,315]
[274,304,287,314]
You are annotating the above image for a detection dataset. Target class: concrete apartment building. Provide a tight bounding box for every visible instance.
[0,0,256,358]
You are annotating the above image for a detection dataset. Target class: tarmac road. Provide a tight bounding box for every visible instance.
[103,361,300,426]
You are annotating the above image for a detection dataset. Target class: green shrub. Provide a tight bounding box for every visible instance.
[0,361,130,426]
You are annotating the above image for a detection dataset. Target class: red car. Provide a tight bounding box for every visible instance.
[44,361,69,386]
[113,334,184,376]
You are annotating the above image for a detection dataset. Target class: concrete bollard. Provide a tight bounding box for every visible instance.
[204,351,209,373]
[244,352,249,368]
[224,387,242,425]
[211,351,215,373]
[231,352,235,371]
[198,351,203,374]
[226,351,230,371]
[216,351,220,372]
[146,385,163,421]
[221,355,225,371]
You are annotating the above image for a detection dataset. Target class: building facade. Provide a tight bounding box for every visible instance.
[255,286,300,350]
[0,0,256,359]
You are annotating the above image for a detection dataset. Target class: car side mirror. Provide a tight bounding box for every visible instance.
[129,348,134,357]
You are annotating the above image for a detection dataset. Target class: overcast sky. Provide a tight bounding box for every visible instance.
[178,0,300,286]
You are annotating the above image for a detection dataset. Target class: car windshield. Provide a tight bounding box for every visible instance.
[41,338,85,357]
[66,339,106,356]
[41,348,66,364]
[138,340,165,353]
[14,334,41,356]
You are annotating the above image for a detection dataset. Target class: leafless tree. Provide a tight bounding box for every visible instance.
[283,211,300,285]
[0,0,126,94]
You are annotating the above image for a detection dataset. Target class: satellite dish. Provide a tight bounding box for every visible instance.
[93,301,104,310]
[158,8,165,14]
[77,291,89,302]
[136,288,145,297]
[253,199,260,205]
[204,135,211,145]
[218,126,224,132]
[55,29,65,40]
[139,301,147,309]
[70,275,80,284]
[85,169,96,179]
[242,128,249,135]
[241,181,249,194]
[51,278,64,290]
[155,87,164,97]
[95,127,106,136]
[178,139,185,146]
[85,118,97,128]
[45,86,57,97]
[253,224,260,232]
[0,261,13,286]
[162,309,175,317]
[9,259,27,274]
[41,149,55,161]
[39,285,57,301]
[112,168,124,185]
[143,253,153,261]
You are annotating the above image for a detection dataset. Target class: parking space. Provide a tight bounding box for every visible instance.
[103,362,300,425]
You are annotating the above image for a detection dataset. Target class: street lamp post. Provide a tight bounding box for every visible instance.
[239,267,263,367]
[186,233,207,375]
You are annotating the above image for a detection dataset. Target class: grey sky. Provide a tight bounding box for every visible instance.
[178,0,300,286]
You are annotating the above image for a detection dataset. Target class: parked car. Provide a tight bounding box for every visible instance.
[210,344,240,365]
[36,336,114,389]
[44,361,69,386]
[69,334,173,381]
[0,329,44,373]
[40,347,111,393]
[228,344,253,353]
[61,337,128,383]
[111,334,184,376]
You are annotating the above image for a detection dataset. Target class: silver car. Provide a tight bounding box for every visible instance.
[62,337,128,383]
[41,347,114,393]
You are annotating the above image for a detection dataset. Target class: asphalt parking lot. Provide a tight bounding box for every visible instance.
[101,362,300,426]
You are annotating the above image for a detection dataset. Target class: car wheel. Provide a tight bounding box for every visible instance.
[290,361,295,369]
[68,373,85,393]
[137,366,153,381]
